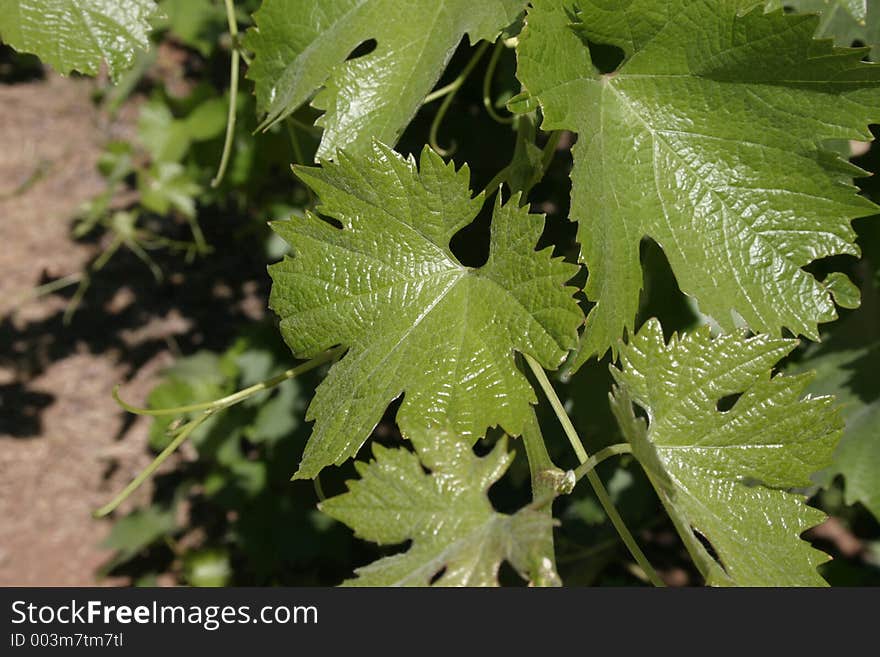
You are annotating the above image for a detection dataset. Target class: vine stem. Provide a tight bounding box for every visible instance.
[113,346,344,416]
[93,411,211,518]
[523,354,666,587]
[63,236,123,325]
[13,273,81,308]
[573,443,632,481]
[95,346,345,517]
[527,443,632,511]
[211,0,240,188]
[428,41,491,156]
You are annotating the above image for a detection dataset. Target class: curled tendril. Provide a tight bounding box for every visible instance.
[427,41,491,156]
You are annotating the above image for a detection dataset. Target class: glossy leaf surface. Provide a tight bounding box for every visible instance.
[515,0,880,365]
[0,0,157,79]
[611,319,841,586]
[245,0,526,158]
[269,143,582,479]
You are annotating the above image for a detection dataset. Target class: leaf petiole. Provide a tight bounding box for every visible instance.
[524,353,666,587]
[93,411,211,518]
[113,346,344,416]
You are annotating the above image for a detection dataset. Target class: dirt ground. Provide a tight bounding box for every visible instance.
[0,74,179,585]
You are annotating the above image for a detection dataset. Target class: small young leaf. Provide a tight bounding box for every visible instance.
[610,319,842,586]
[268,142,583,479]
[0,0,158,80]
[320,433,558,586]
[245,0,527,158]
[515,0,880,366]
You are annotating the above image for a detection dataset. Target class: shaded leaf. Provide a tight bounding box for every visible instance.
[100,506,176,572]
[767,1,880,60]
[320,433,558,586]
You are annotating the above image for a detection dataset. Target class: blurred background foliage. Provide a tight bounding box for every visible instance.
[1,0,877,586]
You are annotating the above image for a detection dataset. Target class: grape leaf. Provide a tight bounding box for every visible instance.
[0,0,158,79]
[793,277,880,521]
[514,0,880,365]
[610,319,842,586]
[320,433,559,586]
[268,142,582,479]
[245,0,527,159]
[767,1,880,60]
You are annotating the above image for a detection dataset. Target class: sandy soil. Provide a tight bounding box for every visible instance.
[0,74,175,585]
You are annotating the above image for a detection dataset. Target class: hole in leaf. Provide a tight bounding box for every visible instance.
[345,39,377,61]
[314,213,343,230]
[586,40,625,75]
[429,567,446,585]
[498,560,529,586]
[715,393,742,413]
[694,530,723,567]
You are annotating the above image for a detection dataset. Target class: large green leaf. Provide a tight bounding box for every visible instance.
[611,319,842,586]
[268,142,582,479]
[245,0,526,158]
[515,0,880,365]
[320,433,558,586]
[0,0,158,79]
[767,1,880,60]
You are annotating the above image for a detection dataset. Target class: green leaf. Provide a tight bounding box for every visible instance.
[138,162,201,218]
[183,547,232,587]
[320,434,558,586]
[268,142,582,479]
[245,0,527,158]
[158,0,226,57]
[767,1,880,60]
[504,114,548,196]
[793,279,880,521]
[610,319,842,586]
[515,0,880,365]
[100,505,176,571]
[146,351,234,451]
[138,96,227,164]
[0,0,158,80]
